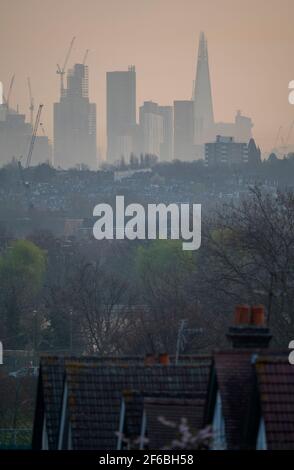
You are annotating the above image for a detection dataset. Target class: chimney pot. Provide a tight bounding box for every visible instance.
[251,305,265,326]
[159,353,170,365]
[228,304,271,349]
[235,304,251,325]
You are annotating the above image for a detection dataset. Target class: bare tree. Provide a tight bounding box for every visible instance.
[199,187,294,346]
[70,261,133,354]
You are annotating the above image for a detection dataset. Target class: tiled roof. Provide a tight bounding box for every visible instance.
[122,390,144,444]
[255,353,294,450]
[33,355,146,449]
[64,359,212,450]
[34,355,65,450]
[213,350,255,449]
[143,391,207,449]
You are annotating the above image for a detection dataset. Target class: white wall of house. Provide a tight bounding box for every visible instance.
[58,383,68,450]
[256,417,267,450]
[41,414,49,450]
[212,391,227,450]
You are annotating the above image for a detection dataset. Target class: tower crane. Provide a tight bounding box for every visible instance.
[26,104,43,168]
[56,36,76,97]
[82,49,89,65]
[18,104,43,209]
[27,77,34,127]
[3,74,15,110]
[278,120,294,156]
[273,126,282,150]
[285,120,294,149]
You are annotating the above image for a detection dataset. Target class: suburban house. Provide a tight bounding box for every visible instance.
[32,305,294,450]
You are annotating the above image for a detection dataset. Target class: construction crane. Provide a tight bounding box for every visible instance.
[82,49,89,65]
[278,120,294,156]
[56,36,76,97]
[27,77,34,127]
[2,74,15,110]
[285,120,294,149]
[26,104,43,168]
[273,126,282,150]
[18,104,43,209]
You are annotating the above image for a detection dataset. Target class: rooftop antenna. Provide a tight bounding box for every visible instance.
[175,319,203,364]
[56,36,76,97]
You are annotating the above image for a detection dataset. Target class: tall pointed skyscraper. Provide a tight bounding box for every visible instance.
[193,32,214,152]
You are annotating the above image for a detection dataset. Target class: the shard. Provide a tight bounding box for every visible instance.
[193,32,214,150]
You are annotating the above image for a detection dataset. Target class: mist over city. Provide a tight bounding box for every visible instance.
[0,0,294,460]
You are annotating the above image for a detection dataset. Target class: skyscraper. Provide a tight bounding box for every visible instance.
[139,101,164,159]
[158,105,173,161]
[174,100,195,161]
[193,32,215,154]
[106,66,136,163]
[54,63,97,169]
[193,33,253,153]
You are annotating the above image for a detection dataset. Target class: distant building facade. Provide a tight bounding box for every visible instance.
[139,101,164,159]
[106,66,136,164]
[54,63,97,169]
[205,135,248,166]
[158,106,173,161]
[173,100,195,161]
[214,111,253,144]
[192,32,253,159]
[0,104,51,167]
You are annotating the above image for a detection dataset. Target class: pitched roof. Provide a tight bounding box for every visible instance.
[33,355,65,450]
[143,391,207,449]
[213,350,256,449]
[120,390,207,449]
[33,355,145,449]
[64,359,212,450]
[121,390,144,444]
[255,353,294,450]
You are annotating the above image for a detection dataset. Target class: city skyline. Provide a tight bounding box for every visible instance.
[1,0,294,159]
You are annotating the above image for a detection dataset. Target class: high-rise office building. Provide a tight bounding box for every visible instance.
[54,63,97,169]
[173,100,195,161]
[139,101,164,159]
[158,106,173,161]
[106,66,136,163]
[192,32,253,156]
[193,32,215,153]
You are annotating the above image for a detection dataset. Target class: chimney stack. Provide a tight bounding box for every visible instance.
[144,353,171,366]
[227,304,272,349]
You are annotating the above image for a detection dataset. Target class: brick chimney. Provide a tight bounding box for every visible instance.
[227,304,272,349]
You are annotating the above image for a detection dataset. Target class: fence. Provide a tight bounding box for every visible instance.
[0,428,32,449]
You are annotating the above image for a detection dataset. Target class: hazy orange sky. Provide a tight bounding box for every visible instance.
[1,0,294,158]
